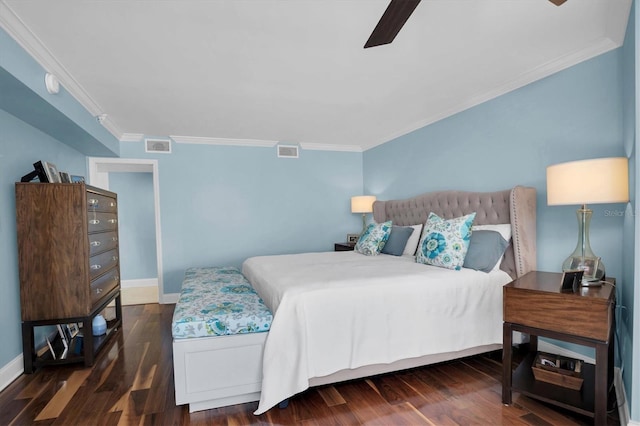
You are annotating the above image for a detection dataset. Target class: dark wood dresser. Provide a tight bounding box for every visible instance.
[15,183,123,372]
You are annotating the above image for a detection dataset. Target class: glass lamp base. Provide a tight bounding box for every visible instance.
[562,205,605,286]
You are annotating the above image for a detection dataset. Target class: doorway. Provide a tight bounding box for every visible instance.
[88,157,165,304]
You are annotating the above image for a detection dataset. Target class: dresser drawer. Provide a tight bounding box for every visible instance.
[90,268,120,305]
[87,193,117,213]
[89,249,119,280]
[88,231,118,256]
[87,212,118,233]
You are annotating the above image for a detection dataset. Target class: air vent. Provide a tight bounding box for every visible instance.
[145,138,172,154]
[277,144,299,158]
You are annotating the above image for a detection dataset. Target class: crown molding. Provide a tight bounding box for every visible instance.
[171,135,278,148]
[300,142,362,152]
[364,36,621,151]
[0,1,119,139]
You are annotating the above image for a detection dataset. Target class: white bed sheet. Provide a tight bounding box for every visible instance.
[242,251,513,414]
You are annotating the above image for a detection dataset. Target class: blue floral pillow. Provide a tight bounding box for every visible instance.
[355,221,393,256]
[416,212,476,270]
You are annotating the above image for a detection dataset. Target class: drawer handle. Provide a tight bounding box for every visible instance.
[96,288,103,294]
[108,219,118,224]
[90,241,101,247]
[112,236,118,242]
[88,198,99,206]
[112,255,119,262]
[89,219,100,225]
[110,202,116,208]
[90,264,102,270]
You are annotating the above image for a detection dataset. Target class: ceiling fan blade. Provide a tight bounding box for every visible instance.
[548,0,567,5]
[364,0,421,49]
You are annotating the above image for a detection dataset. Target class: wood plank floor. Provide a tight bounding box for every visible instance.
[0,304,621,425]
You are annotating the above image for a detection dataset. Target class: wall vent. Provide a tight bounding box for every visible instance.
[277,144,299,158]
[145,138,172,154]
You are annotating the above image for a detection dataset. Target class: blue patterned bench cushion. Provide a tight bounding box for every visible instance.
[172,267,272,339]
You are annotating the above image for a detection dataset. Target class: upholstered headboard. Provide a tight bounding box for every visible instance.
[372,186,536,279]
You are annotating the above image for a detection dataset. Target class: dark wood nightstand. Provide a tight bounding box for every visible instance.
[334,242,355,251]
[502,271,615,425]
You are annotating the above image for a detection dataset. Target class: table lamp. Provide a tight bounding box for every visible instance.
[546,157,629,284]
[351,195,377,235]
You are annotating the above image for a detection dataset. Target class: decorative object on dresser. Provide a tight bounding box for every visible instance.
[350,195,376,235]
[546,157,629,284]
[15,182,123,373]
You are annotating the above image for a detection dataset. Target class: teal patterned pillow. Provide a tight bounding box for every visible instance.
[355,221,393,256]
[416,212,476,270]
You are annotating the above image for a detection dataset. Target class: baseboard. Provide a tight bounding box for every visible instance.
[121,278,159,305]
[613,366,632,426]
[0,354,23,393]
[162,293,180,304]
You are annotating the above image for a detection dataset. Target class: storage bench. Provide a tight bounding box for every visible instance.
[172,267,272,412]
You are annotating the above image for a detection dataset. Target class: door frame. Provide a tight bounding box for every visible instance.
[87,157,166,303]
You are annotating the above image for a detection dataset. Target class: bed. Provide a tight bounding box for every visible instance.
[242,186,536,414]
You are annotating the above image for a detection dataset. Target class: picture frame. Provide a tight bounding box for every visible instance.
[347,233,360,245]
[67,323,79,338]
[59,171,71,183]
[46,335,56,360]
[560,269,584,292]
[70,175,85,183]
[581,257,601,281]
[34,160,61,183]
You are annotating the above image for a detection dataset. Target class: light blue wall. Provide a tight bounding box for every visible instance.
[118,141,363,295]
[109,172,157,280]
[0,109,87,369]
[365,49,625,278]
[364,47,634,414]
[622,1,636,418]
[0,28,119,157]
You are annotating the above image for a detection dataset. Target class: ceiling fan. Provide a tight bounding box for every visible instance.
[364,0,568,49]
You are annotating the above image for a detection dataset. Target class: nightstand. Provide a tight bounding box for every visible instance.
[334,242,355,252]
[502,271,615,425]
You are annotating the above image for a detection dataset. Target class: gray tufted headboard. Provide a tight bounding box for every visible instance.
[372,186,536,279]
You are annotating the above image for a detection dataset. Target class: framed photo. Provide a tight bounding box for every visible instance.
[71,175,85,183]
[46,335,56,360]
[560,269,584,292]
[34,160,61,183]
[67,323,79,338]
[582,257,601,281]
[347,233,360,245]
[59,172,71,183]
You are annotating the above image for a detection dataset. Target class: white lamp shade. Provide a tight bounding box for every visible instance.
[351,195,376,213]
[547,157,629,206]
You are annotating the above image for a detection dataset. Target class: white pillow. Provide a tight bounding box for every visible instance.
[471,224,512,271]
[402,224,423,256]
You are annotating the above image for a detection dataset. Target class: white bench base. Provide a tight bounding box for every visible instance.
[173,331,268,413]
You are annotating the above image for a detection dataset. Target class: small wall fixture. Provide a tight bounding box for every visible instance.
[44,73,60,94]
[145,138,172,154]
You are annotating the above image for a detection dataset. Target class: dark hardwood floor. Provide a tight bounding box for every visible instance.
[0,304,621,425]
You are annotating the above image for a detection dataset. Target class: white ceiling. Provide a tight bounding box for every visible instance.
[0,0,632,151]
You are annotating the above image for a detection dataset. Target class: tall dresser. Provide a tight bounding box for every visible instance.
[15,183,123,373]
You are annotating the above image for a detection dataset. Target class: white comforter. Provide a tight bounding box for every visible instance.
[242,251,512,414]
